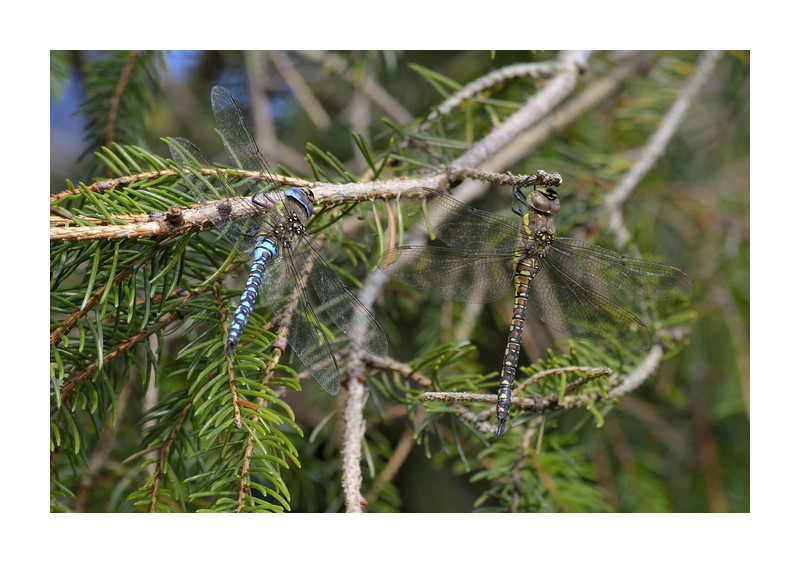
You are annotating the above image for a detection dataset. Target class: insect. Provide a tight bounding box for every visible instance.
[169,86,387,395]
[380,181,693,438]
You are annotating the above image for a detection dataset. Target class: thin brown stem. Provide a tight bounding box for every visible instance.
[105,51,140,147]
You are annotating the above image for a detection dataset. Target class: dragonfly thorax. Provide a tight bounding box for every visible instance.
[249,187,315,249]
[521,212,555,255]
[265,213,307,250]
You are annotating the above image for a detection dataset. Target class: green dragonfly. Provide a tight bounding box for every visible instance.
[380,180,694,438]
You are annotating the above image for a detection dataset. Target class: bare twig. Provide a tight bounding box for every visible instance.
[603,50,725,247]
[341,354,369,513]
[269,51,332,130]
[49,163,556,245]
[450,51,592,171]
[298,50,414,124]
[414,60,566,137]
[479,51,654,174]
[448,167,562,189]
[363,354,433,387]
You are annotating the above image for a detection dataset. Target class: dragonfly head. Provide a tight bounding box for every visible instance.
[284,187,315,220]
[529,187,561,215]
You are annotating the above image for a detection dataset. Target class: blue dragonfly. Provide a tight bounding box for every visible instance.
[169,86,387,395]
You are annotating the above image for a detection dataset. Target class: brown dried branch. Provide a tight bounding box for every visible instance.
[50,165,551,243]
[105,51,140,147]
[53,309,184,408]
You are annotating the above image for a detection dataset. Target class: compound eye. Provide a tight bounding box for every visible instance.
[529,188,561,214]
[284,187,315,220]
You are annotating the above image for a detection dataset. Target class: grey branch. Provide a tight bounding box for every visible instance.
[450,51,592,171]
[604,50,725,247]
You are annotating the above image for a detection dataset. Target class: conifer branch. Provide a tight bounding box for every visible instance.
[51,166,553,242]
[53,309,184,407]
[363,355,433,387]
[148,400,193,512]
[419,364,622,435]
[51,51,713,513]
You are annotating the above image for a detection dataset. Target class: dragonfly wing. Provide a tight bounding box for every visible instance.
[528,258,652,350]
[300,238,388,358]
[549,238,695,302]
[211,85,272,173]
[398,188,521,251]
[380,245,515,303]
[209,86,295,228]
[260,252,341,395]
[169,137,263,254]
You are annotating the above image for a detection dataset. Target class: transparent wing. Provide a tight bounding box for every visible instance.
[169,136,263,254]
[549,238,695,303]
[260,251,342,395]
[209,86,295,229]
[211,85,273,173]
[397,188,521,251]
[526,239,694,350]
[380,245,516,303]
[301,238,388,358]
[527,259,652,350]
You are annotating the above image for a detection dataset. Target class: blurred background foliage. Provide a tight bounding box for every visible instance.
[50,50,749,512]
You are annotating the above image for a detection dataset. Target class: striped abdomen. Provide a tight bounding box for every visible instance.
[495,254,541,439]
[225,237,278,356]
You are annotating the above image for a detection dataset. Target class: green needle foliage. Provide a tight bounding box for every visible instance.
[50,50,749,513]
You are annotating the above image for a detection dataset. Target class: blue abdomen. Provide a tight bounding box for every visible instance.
[225,237,278,356]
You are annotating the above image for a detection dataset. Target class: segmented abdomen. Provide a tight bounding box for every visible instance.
[495,255,540,439]
[225,237,278,356]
